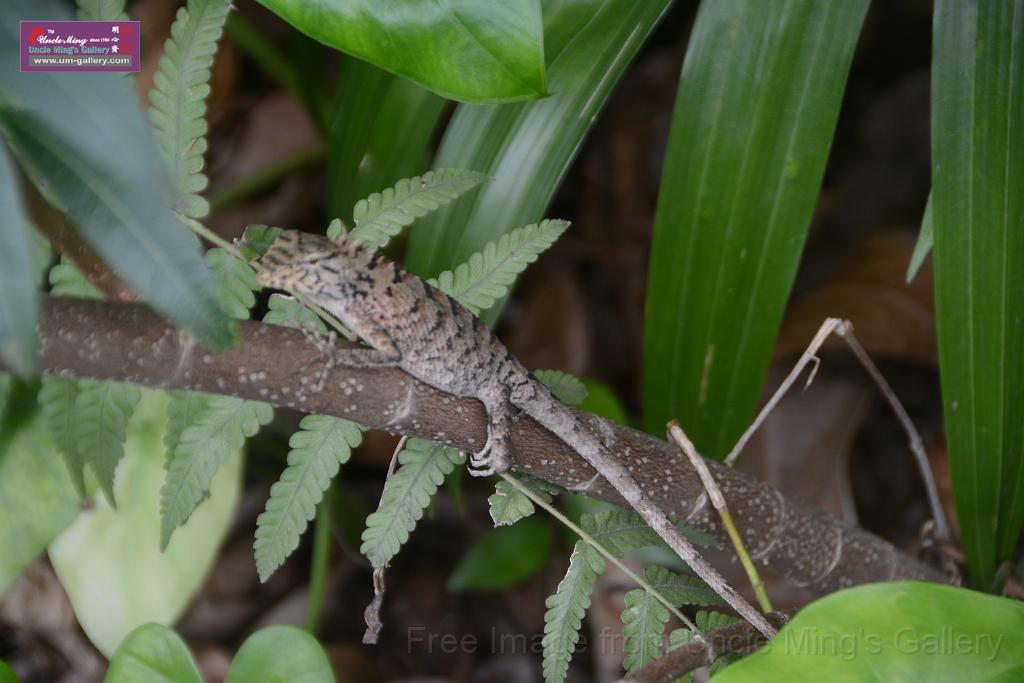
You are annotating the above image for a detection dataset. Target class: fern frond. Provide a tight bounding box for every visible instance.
[76,0,126,20]
[39,378,86,496]
[206,247,259,319]
[360,438,464,567]
[535,369,587,406]
[239,224,284,260]
[622,585,670,674]
[49,258,101,299]
[255,414,363,581]
[431,219,569,315]
[264,294,325,332]
[644,566,723,608]
[583,509,719,556]
[542,542,604,683]
[164,390,211,457]
[72,381,141,507]
[148,0,232,219]
[160,395,272,549]
[488,475,557,526]
[349,169,488,250]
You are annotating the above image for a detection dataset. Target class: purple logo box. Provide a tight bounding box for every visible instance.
[20,20,140,73]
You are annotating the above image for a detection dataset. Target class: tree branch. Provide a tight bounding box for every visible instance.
[19,297,943,594]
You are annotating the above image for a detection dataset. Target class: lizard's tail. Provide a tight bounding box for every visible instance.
[518,386,778,639]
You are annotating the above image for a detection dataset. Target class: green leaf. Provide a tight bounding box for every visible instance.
[0,382,80,595]
[0,142,37,375]
[76,0,126,21]
[206,247,259,320]
[643,566,722,609]
[254,0,545,104]
[488,475,555,526]
[535,368,586,406]
[931,0,1024,589]
[104,623,203,683]
[406,0,672,322]
[263,294,326,332]
[0,660,17,683]
[430,219,569,316]
[49,258,101,299]
[327,56,445,220]
[149,0,232,219]
[348,169,488,251]
[238,224,284,260]
[542,542,603,683]
[254,415,362,581]
[225,625,335,683]
[580,379,628,424]
[448,517,550,591]
[360,438,463,567]
[73,381,142,507]
[38,377,86,496]
[50,390,242,658]
[906,193,933,283]
[0,0,233,350]
[163,390,212,458]
[714,582,1024,682]
[583,509,718,558]
[160,395,272,549]
[642,0,869,457]
[621,585,670,674]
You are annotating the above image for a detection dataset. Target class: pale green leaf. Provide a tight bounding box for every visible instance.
[431,219,568,315]
[225,625,335,683]
[622,586,670,674]
[238,224,284,260]
[349,169,488,250]
[535,369,586,406]
[104,623,203,683]
[160,395,272,549]
[206,247,259,320]
[73,381,141,508]
[488,475,555,526]
[49,258,101,299]
[75,0,126,21]
[38,377,86,496]
[148,0,233,219]
[542,542,604,683]
[263,294,325,333]
[360,438,464,567]
[254,415,362,581]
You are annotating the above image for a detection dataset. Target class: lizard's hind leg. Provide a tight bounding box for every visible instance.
[469,393,515,477]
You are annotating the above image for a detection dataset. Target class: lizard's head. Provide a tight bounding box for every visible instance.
[256,230,347,295]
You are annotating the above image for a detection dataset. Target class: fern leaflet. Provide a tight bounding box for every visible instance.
[644,565,723,608]
[360,438,464,567]
[668,611,740,681]
[431,219,569,315]
[584,509,719,556]
[39,378,86,496]
[207,247,259,319]
[149,0,232,219]
[239,224,284,260]
[488,475,557,526]
[72,381,141,507]
[622,583,670,674]
[264,294,326,332]
[164,391,211,457]
[255,414,363,581]
[535,369,587,406]
[542,541,604,683]
[76,0,126,20]
[160,394,272,549]
[347,169,488,250]
[49,257,101,298]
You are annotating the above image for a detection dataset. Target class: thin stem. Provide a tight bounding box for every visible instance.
[306,490,333,633]
[178,215,241,257]
[500,473,697,631]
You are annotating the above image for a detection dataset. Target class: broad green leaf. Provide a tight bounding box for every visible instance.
[448,517,550,590]
[0,142,37,375]
[535,368,586,406]
[73,381,142,507]
[931,0,1024,589]
[642,0,869,456]
[714,582,1024,682]
[50,391,242,657]
[149,0,232,220]
[0,0,232,350]
[263,294,326,333]
[225,625,335,683]
[621,585,669,674]
[360,438,464,567]
[254,0,545,103]
[906,193,933,283]
[159,394,271,549]
[206,248,259,320]
[488,475,555,526]
[0,380,80,595]
[104,623,203,683]
[254,414,362,581]
[346,169,488,251]
[327,56,445,220]
[430,219,568,316]
[406,0,672,322]
[542,542,603,683]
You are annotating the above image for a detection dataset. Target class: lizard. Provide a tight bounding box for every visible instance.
[255,228,777,638]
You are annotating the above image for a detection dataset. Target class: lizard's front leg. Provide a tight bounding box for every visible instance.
[469,387,515,477]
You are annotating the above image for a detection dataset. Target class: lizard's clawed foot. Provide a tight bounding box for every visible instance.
[468,428,511,477]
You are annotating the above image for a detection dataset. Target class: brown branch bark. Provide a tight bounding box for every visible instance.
[620,611,794,683]
[18,296,943,594]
